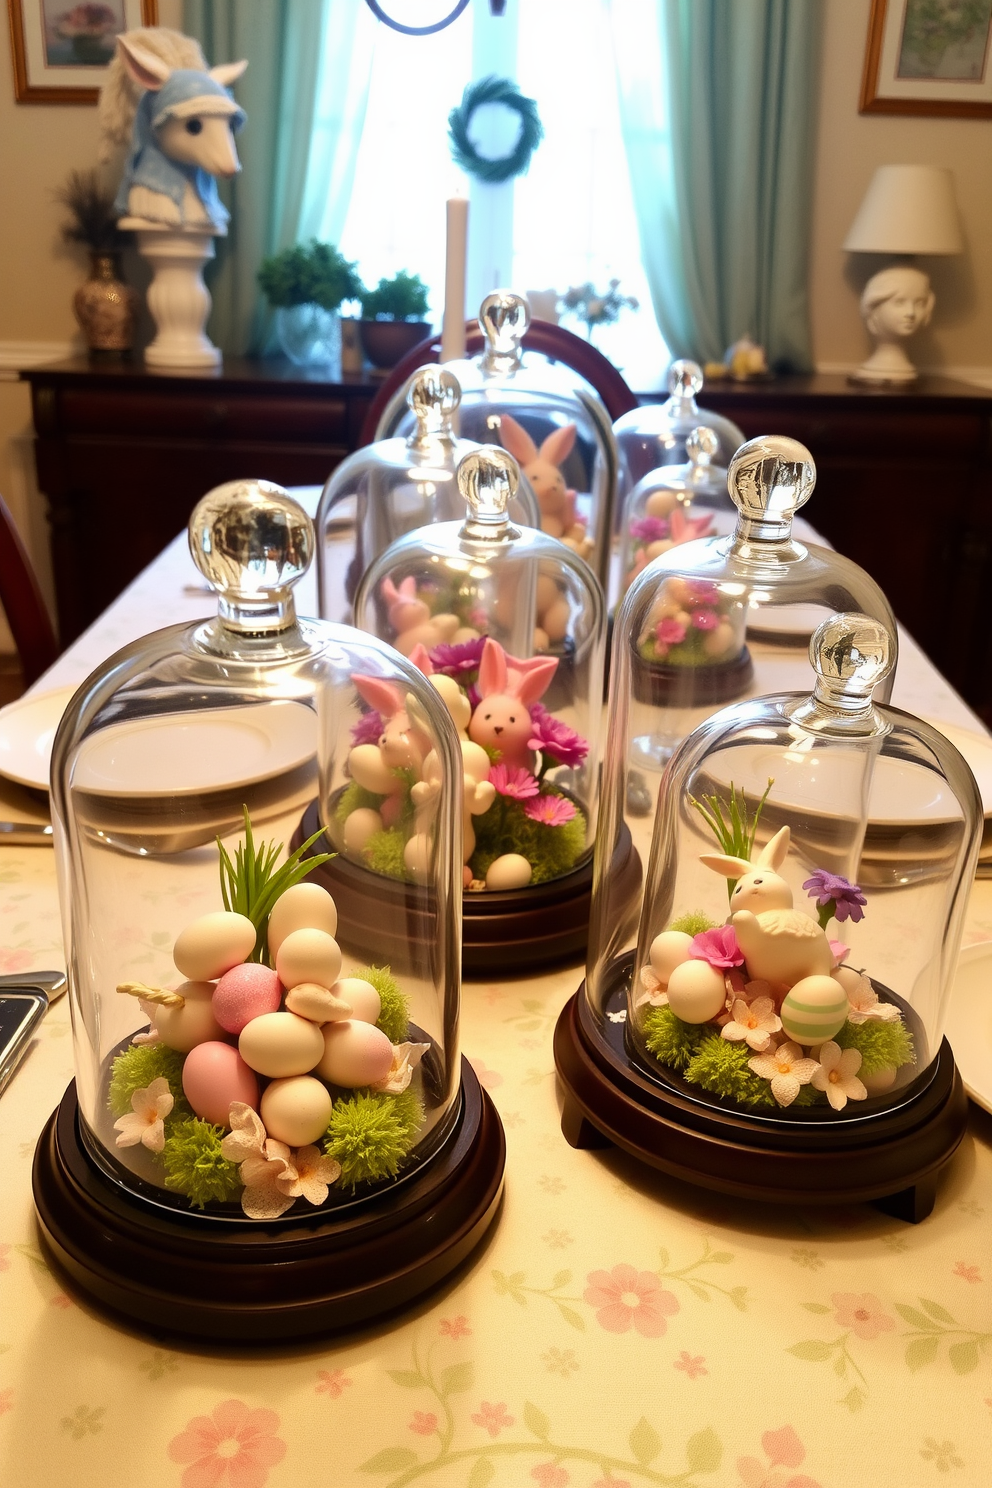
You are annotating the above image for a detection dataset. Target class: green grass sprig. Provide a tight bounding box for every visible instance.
[217,807,334,965]
[690,778,773,902]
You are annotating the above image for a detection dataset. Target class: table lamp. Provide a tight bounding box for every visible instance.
[843,165,963,385]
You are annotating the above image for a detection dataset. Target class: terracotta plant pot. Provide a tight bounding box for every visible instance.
[360,320,432,370]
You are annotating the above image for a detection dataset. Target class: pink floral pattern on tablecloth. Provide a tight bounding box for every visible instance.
[167,1400,286,1488]
[315,1369,351,1398]
[531,1464,569,1487]
[439,1315,471,1339]
[0,1388,13,1417]
[952,1261,981,1283]
[737,1425,822,1488]
[409,1411,438,1436]
[674,1350,707,1378]
[583,1265,679,1337]
[471,1401,514,1437]
[831,1292,895,1340]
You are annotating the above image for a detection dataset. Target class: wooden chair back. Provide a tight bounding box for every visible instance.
[0,493,58,686]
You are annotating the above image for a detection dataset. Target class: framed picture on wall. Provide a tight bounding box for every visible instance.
[861,0,992,116]
[7,0,158,103]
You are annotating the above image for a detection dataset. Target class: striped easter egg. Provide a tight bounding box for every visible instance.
[780,975,849,1045]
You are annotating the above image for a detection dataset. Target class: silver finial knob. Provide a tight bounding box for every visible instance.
[457,446,519,528]
[407,364,461,432]
[479,290,530,360]
[728,435,816,527]
[189,479,312,633]
[686,425,719,466]
[667,359,704,399]
[810,613,893,698]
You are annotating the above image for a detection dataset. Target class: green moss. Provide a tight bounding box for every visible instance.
[324,1089,424,1189]
[108,1043,190,1121]
[335,780,385,824]
[668,910,718,937]
[642,1006,706,1073]
[161,1118,242,1209]
[835,1015,915,1075]
[352,963,410,1043]
[363,827,410,880]
[470,795,587,885]
[684,1035,777,1109]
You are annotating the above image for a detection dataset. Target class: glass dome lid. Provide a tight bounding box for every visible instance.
[613,359,745,501]
[352,445,605,901]
[588,611,981,1126]
[373,290,620,592]
[49,478,466,1225]
[315,364,539,623]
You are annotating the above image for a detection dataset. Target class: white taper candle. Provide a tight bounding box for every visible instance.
[440,196,468,363]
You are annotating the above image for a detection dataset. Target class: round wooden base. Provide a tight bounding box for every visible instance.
[32,1059,505,1342]
[554,986,969,1222]
[294,802,641,979]
[631,645,754,708]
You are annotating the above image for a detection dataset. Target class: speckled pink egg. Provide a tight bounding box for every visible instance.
[151,980,226,1053]
[317,1019,394,1088]
[212,962,283,1035]
[181,1041,258,1127]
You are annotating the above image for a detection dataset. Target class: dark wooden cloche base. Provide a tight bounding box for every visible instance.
[32,1058,504,1342]
[293,801,642,979]
[554,984,969,1223]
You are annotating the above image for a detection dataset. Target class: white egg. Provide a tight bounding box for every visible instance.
[317,1019,394,1088]
[645,489,678,517]
[665,959,727,1024]
[267,882,337,958]
[284,982,352,1024]
[260,1075,333,1147]
[649,930,693,985]
[861,1065,897,1095]
[343,807,383,853]
[830,964,862,996]
[485,853,533,891]
[275,928,342,992]
[238,1010,324,1078]
[542,598,571,644]
[334,977,381,1025]
[173,911,256,982]
[151,980,225,1053]
[703,622,736,660]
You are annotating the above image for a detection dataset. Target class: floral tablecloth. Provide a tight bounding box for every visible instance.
[1,499,991,1488]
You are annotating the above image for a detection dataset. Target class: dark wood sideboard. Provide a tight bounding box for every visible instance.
[19,361,992,718]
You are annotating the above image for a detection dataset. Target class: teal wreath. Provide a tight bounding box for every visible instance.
[448,75,544,185]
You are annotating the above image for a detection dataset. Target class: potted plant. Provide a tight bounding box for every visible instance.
[56,169,136,358]
[258,240,362,368]
[359,270,432,369]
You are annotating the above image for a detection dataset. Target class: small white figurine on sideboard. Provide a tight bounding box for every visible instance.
[853,265,935,386]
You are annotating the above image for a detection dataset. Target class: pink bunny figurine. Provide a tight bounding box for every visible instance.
[381,575,468,657]
[498,415,582,541]
[349,676,432,827]
[468,638,558,769]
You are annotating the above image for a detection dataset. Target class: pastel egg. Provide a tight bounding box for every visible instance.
[284,982,352,1024]
[780,975,850,1045]
[645,489,678,518]
[238,1011,324,1078]
[212,962,282,1035]
[862,1065,897,1095]
[275,928,342,993]
[343,807,383,853]
[317,1019,394,1088]
[649,930,693,985]
[830,964,862,996]
[151,980,226,1053]
[260,1075,333,1147]
[665,959,727,1024]
[334,977,381,1026]
[485,854,533,891]
[173,911,256,982]
[267,883,338,958]
[182,1041,258,1127]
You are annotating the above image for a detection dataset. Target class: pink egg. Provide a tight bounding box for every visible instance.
[181,1041,259,1127]
[317,1019,394,1089]
[212,962,283,1035]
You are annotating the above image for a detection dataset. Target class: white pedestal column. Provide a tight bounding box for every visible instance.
[133,229,222,369]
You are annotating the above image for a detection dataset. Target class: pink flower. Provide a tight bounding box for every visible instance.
[583,1264,679,1337]
[831,1292,895,1340]
[0,949,33,974]
[953,1262,981,1284]
[690,608,718,630]
[762,1427,806,1469]
[168,1400,286,1488]
[0,1388,12,1417]
[531,1466,569,1488]
[527,705,589,768]
[630,515,670,544]
[684,579,719,605]
[829,939,850,965]
[50,1293,72,1309]
[690,924,744,970]
[409,1411,438,1436]
[524,794,577,826]
[471,1401,515,1437]
[315,1370,351,1399]
[674,1350,708,1379]
[656,617,687,646]
[439,1314,472,1338]
[0,1245,10,1272]
[350,708,384,746]
[489,763,540,799]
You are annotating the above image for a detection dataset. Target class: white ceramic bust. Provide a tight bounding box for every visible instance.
[852,265,934,385]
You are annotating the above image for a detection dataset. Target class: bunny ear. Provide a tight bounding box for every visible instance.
[353,675,403,718]
[399,576,418,599]
[117,35,173,90]
[756,825,791,871]
[540,423,577,466]
[477,637,508,698]
[498,415,538,466]
[407,642,433,675]
[507,654,559,706]
[700,852,754,879]
[381,576,400,606]
[209,59,248,87]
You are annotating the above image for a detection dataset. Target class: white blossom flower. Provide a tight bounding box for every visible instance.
[219,1102,266,1164]
[372,1041,431,1095]
[844,972,901,1024]
[634,964,668,1009]
[113,1076,174,1153]
[748,1041,819,1107]
[810,1041,867,1111]
[238,1139,298,1220]
[277,1145,341,1206]
[720,996,782,1052]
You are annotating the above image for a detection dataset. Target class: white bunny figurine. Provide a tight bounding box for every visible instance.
[381,576,474,657]
[498,415,594,559]
[700,825,834,987]
[345,676,433,857]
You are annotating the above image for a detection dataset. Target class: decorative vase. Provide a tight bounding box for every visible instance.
[73,253,137,358]
[275,304,342,369]
[132,229,222,370]
[360,320,432,371]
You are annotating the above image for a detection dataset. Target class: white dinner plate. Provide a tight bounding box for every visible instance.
[921,718,992,818]
[945,941,992,1113]
[0,685,77,791]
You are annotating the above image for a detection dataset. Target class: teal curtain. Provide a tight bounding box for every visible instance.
[184,0,373,354]
[612,0,821,371]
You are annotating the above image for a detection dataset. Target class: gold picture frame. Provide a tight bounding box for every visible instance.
[8,0,158,103]
[861,0,992,117]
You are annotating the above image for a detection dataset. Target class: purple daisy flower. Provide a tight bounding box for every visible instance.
[527,704,589,768]
[689,924,744,970]
[489,764,540,800]
[524,793,577,826]
[429,636,487,678]
[350,708,384,747]
[803,870,867,925]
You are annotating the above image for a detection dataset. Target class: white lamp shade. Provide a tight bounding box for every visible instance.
[843,165,963,255]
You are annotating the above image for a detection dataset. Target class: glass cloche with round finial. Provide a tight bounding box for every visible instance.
[349,445,623,973]
[315,364,539,622]
[613,359,745,503]
[372,289,620,593]
[45,476,476,1238]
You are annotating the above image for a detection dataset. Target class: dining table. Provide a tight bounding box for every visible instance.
[0,489,990,1488]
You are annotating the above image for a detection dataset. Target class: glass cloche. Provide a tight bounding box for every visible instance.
[315,364,539,622]
[613,359,745,503]
[373,289,620,593]
[48,479,469,1227]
